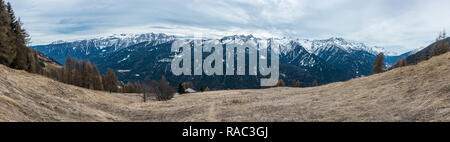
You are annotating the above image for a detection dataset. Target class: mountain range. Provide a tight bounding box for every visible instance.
[31,33,414,89]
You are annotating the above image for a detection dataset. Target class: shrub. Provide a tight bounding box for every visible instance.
[149,76,175,101]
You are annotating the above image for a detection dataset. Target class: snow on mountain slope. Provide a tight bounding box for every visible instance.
[31,33,176,64]
[274,37,384,77]
[281,37,387,56]
[91,33,176,50]
[32,33,402,89]
[48,33,175,51]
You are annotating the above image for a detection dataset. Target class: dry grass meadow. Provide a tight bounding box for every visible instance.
[0,53,449,122]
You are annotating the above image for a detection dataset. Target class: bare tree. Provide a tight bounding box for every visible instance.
[148,76,175,101]
[177,83,185,94]
[430,39,449,57]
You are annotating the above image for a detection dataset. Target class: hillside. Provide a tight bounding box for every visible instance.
[0,52,449,122]
[406,37,450,65]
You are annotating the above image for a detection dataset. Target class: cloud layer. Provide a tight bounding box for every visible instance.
[8,0,450,53]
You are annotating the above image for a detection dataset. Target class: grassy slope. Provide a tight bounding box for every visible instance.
[0,53,449,122]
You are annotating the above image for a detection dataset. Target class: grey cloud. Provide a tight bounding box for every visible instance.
[7,0,450,53]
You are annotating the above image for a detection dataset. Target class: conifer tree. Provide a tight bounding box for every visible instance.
[80,60,88,88]
[134,82,141,93]
[276,79,285,87]
[0,1,17,66]
[400,57,407,67]
[291,80,300,87]
[103,69,118,93]
[177,83,185,94]
[372,52,386,74]
[64,56,73,83]
[33,49,42,74]
[73,59,82,86]
[26,48,36,73]
[291,80,296,87]
[86,61,94,89]
[124,82,132,93]
[11,44,29,70]
[7,3,33,72]
[92,65,104,90]
[200,84,205,92]
[419,53,428,61]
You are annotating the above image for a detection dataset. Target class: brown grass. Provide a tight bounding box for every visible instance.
[0,52,449,122]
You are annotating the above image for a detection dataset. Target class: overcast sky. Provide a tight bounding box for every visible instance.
[7,0,450,53]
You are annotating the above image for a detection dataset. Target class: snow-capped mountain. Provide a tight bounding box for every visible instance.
[91,33,176,50]
[294,37,384,55]
[31,33,402,89]
[31,33,176,64]
[277,37,387,55]
[275,37,386,77]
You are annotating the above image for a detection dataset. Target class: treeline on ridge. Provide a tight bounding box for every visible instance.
[390,31,449,69]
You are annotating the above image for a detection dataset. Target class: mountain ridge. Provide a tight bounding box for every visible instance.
[31,33,414,89]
